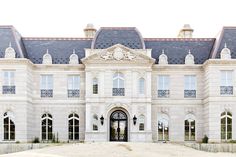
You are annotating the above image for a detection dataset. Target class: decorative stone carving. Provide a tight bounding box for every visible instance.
[185,50,194,65]
[4,42,16,58]
[42,49,52,64]
[69,49,79,64]
[220,43,231,59]
[158,50,168,65]
[100,47,136,61]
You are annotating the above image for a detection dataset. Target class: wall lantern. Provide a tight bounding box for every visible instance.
[133,115,137,125]
[100,115,104,125]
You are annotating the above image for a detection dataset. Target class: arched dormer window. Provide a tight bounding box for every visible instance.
[139,78,145,94]
[3,111,15,140]
[93,78,98,94]
[112,72,124,96]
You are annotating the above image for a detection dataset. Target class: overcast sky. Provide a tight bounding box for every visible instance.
[1,0,236,38]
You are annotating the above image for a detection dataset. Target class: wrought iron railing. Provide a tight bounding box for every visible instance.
[158,90,170,98]
[220,86,233,95]
[184,90,196,98]
[2,86,15,94]
[41,89,53,98]
[68,89,80,98]
[112,88,125,96]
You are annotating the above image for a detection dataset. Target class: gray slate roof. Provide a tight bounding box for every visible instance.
[145,38,215,64]
[211,27,236,59]
[22,38,91,64]
[91,27,145,49]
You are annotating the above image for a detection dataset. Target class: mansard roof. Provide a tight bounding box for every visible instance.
[211,27,236,59]
[1,25,236,64]
[145,38,215,64]
[22,38,91,64]
[91,27,145,49]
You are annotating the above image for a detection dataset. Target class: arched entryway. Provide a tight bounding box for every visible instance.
[110,110,128,141]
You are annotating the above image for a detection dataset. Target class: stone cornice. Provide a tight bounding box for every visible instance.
[203,59,236,68]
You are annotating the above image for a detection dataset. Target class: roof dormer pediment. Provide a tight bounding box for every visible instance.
[81,44,155,65]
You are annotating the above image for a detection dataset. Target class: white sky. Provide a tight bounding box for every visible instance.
[1,0,236,38]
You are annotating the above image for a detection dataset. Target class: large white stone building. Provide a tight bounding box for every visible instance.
[0,24,235,143]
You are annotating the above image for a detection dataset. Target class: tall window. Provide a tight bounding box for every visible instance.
[139,78,145,94]
[184,75,196,98]
[220,71,233,95]
[158,75,169,98]
[3,112,15,140]
[42,113,53,141]
[68,113,79,140]
[139,115,145,131]
[221,111,232,140]
[184,118,195,141]
[92,114,98,131]
[93,78,98,94]
[158,118,169,141]
[68,75,80,97]
[2,71,15,94]
[40,75,53,97]
[113,72,125,96]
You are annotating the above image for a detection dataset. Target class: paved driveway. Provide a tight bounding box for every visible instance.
[0,142,236,157]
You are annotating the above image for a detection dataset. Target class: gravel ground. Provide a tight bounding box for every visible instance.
[0,142,236,157]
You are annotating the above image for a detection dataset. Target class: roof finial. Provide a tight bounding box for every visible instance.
[9,42,12,47]
[224,43,227,48]
[46,49,49,54]
[162,49,165,54]
[188,49,191,54]
[72,49,75,54]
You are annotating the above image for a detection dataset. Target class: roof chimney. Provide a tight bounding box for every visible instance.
[84,23,96,38]
[178,24,194,38]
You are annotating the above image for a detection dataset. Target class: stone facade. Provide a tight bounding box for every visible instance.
[0,25,235,143]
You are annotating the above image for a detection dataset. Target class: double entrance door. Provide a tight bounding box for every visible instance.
[110,110,128,141]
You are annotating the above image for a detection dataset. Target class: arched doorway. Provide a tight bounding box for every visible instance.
[110,110,128,141]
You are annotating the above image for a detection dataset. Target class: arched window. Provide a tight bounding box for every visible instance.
[113,72,125,96]
[185,118,195,141]
[221,111,232,140]
[92,114,98,131]
[139,115,145,131]
[139,78,145,94]
[93,78,98,94]
[68,113,79,140]
[42,113,53,141]
[158,118,169,141]
[3,112,15,140]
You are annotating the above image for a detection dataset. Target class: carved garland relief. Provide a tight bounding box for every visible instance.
[100,47,136,61]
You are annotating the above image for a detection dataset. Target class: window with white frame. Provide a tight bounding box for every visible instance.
[158,75,169,98]
[40,75,53,97]
[220,71,233,95]
[3,111,15,140]
[92,114,98,131]
[184,75,196,98]
[139,78,145,94]
[139,115,145,131]
[93,78,98,94]
[68,75,80,97]
[112,72,125,96]
[68,113,79,140]
[2,71,15,94]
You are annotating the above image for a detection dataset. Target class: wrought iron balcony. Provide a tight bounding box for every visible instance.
[2,86,15,94]
[41,89,53,98]
[220,86,233,95]
[112,88,125,96]
[158,90,170,98]
[184,90,196,98]
[68,89,80,98]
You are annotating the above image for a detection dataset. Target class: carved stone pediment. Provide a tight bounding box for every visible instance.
[100,46,136,61]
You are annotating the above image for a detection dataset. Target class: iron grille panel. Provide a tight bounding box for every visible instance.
[184,90,196,98]
[158,90,170,98]
[41,89,53,98]
[2,86,15,94]
[220,86,233,95]
[68,89,80,98]
[112,88,125,96]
